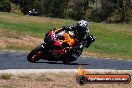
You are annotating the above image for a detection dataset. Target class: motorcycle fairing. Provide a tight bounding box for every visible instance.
[46,29,75,47]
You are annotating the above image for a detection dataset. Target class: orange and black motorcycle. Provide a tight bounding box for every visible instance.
[27,28,95,64]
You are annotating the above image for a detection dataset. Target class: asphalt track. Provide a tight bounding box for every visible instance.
[0,51,132,70]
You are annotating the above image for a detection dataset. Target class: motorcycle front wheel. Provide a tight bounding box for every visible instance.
[27,46,42,63]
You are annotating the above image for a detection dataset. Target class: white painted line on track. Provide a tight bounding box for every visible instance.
[0,69,132,74]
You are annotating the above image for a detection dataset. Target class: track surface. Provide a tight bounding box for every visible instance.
[0,51,132,70]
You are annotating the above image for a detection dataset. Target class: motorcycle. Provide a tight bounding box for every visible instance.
[27,28,95,64]
[28,9,38,16]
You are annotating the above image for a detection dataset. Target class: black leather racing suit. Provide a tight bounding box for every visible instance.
[61,25,89,48]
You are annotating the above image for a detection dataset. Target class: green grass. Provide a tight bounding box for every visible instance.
[88,23,132,59]
[0,12,75,38]
[0,12,132,59]
[0,20,51,38]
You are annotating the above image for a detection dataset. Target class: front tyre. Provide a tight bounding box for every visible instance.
[27,46,42,63]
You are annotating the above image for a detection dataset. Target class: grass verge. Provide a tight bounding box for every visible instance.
[0,73,12,80]
[0,72,131,88]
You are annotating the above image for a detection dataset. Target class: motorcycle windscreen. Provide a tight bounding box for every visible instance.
[55,31,65,40]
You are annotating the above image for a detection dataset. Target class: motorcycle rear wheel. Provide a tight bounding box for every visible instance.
[27,46,42,63]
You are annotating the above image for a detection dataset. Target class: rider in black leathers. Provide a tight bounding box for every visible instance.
[45,20,95,49]
[62,21,88,47]
[58,20,94,48]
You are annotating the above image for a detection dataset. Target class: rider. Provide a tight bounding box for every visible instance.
[45,20,95,48]
[62,20,90,48]
[52,20,92,48]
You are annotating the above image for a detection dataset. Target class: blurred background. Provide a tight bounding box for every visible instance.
[1,0,132,23]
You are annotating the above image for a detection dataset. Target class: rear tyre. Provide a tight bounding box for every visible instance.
[27,46,42,63]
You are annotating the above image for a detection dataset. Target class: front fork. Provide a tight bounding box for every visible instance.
[40,43,49,58]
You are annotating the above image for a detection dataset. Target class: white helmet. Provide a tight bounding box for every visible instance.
[77,20,88,28]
